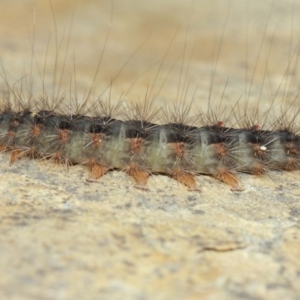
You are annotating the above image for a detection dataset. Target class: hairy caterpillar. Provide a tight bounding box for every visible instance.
[1,0,300,193]
[2,3,300,300]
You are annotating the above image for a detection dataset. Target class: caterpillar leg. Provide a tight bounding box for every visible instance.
[9,147,37,164]
[126,163,149,191]
[9,149,23,164]
[213,168,243,191]
[87,159,109,182]
[172,168,200,191]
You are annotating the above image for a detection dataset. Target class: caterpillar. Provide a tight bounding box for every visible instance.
[1,0,300,193]
[2,3,300,300]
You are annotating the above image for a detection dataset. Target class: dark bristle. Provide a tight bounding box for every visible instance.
[34,110,55,125]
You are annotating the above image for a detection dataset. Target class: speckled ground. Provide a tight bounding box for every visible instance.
[0,0,300,299]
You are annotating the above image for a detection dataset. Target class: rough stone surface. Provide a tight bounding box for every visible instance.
[0,0,300,299]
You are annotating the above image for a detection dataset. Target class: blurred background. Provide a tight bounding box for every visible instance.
[1,0,300,118]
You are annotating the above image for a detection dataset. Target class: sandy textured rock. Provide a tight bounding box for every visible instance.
[0,0,300,299]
